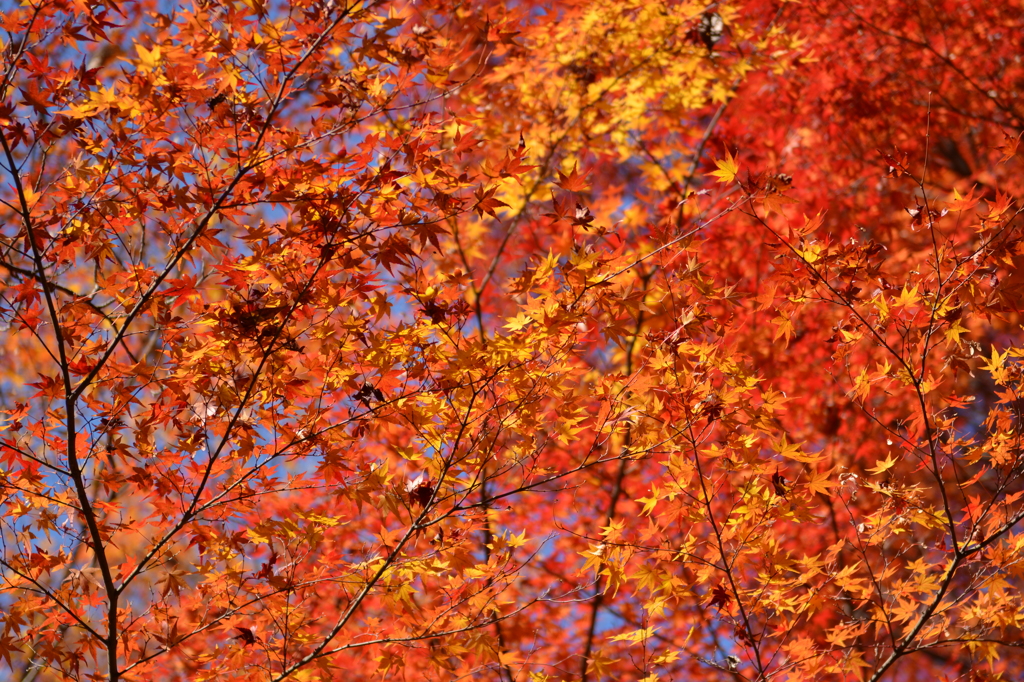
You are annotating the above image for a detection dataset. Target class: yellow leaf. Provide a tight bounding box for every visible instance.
[135,44,162,73]
[20,185,39,208]
[507,529,528,548]
[805,468,836,496]
[981,345,1007,373]
[874,294,890,321]
[919,374,942,394]
[773,436,823,463]
[852,368,871,400]
[943,319,967,345]
[708,150,739,184]
[611,627,657,644]
[247,527,270,544]
[498,651,522,666]
[982,345,1010,384]
[867,454,898,475]
[637,486,661,516]
[504,312,532,332]
[795,243,822,264]
[895,285,920,308]
[586,651,620,677]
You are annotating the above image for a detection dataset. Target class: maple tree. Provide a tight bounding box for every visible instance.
[1,0,1024,680]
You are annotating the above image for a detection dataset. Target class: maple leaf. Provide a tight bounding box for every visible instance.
[19,80,51,117]
[420,298,449,324]
[572,202,595,228]
[414,220,449,250]
[866,454,898,476]
[162,275,201,309]
[157,570,188,598]
[497,147,536,180]
[948,186,980,212]
[636,487,660,516]
[773,436,823,463]
[771,470,788,497]
[233,627,259,647]
[762,190,798,216]
[580,651,620,679]
[256,551,278,580]
[709,584,731,610]
[353,382,385,407]
[555,163,590,192]
[134,43,162,74]
[452,127,480,156]
[804,468,836,496]
[708,150,739,184]
[998,130,1022,164]
[27,374,62,400]
[406,475,434,507]
[473,185,508,218]
[980,345,1008,382]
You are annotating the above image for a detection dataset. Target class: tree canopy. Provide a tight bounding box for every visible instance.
[1,0,1023,680]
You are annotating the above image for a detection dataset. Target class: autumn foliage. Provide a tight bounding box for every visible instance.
[2,0,1024,680]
